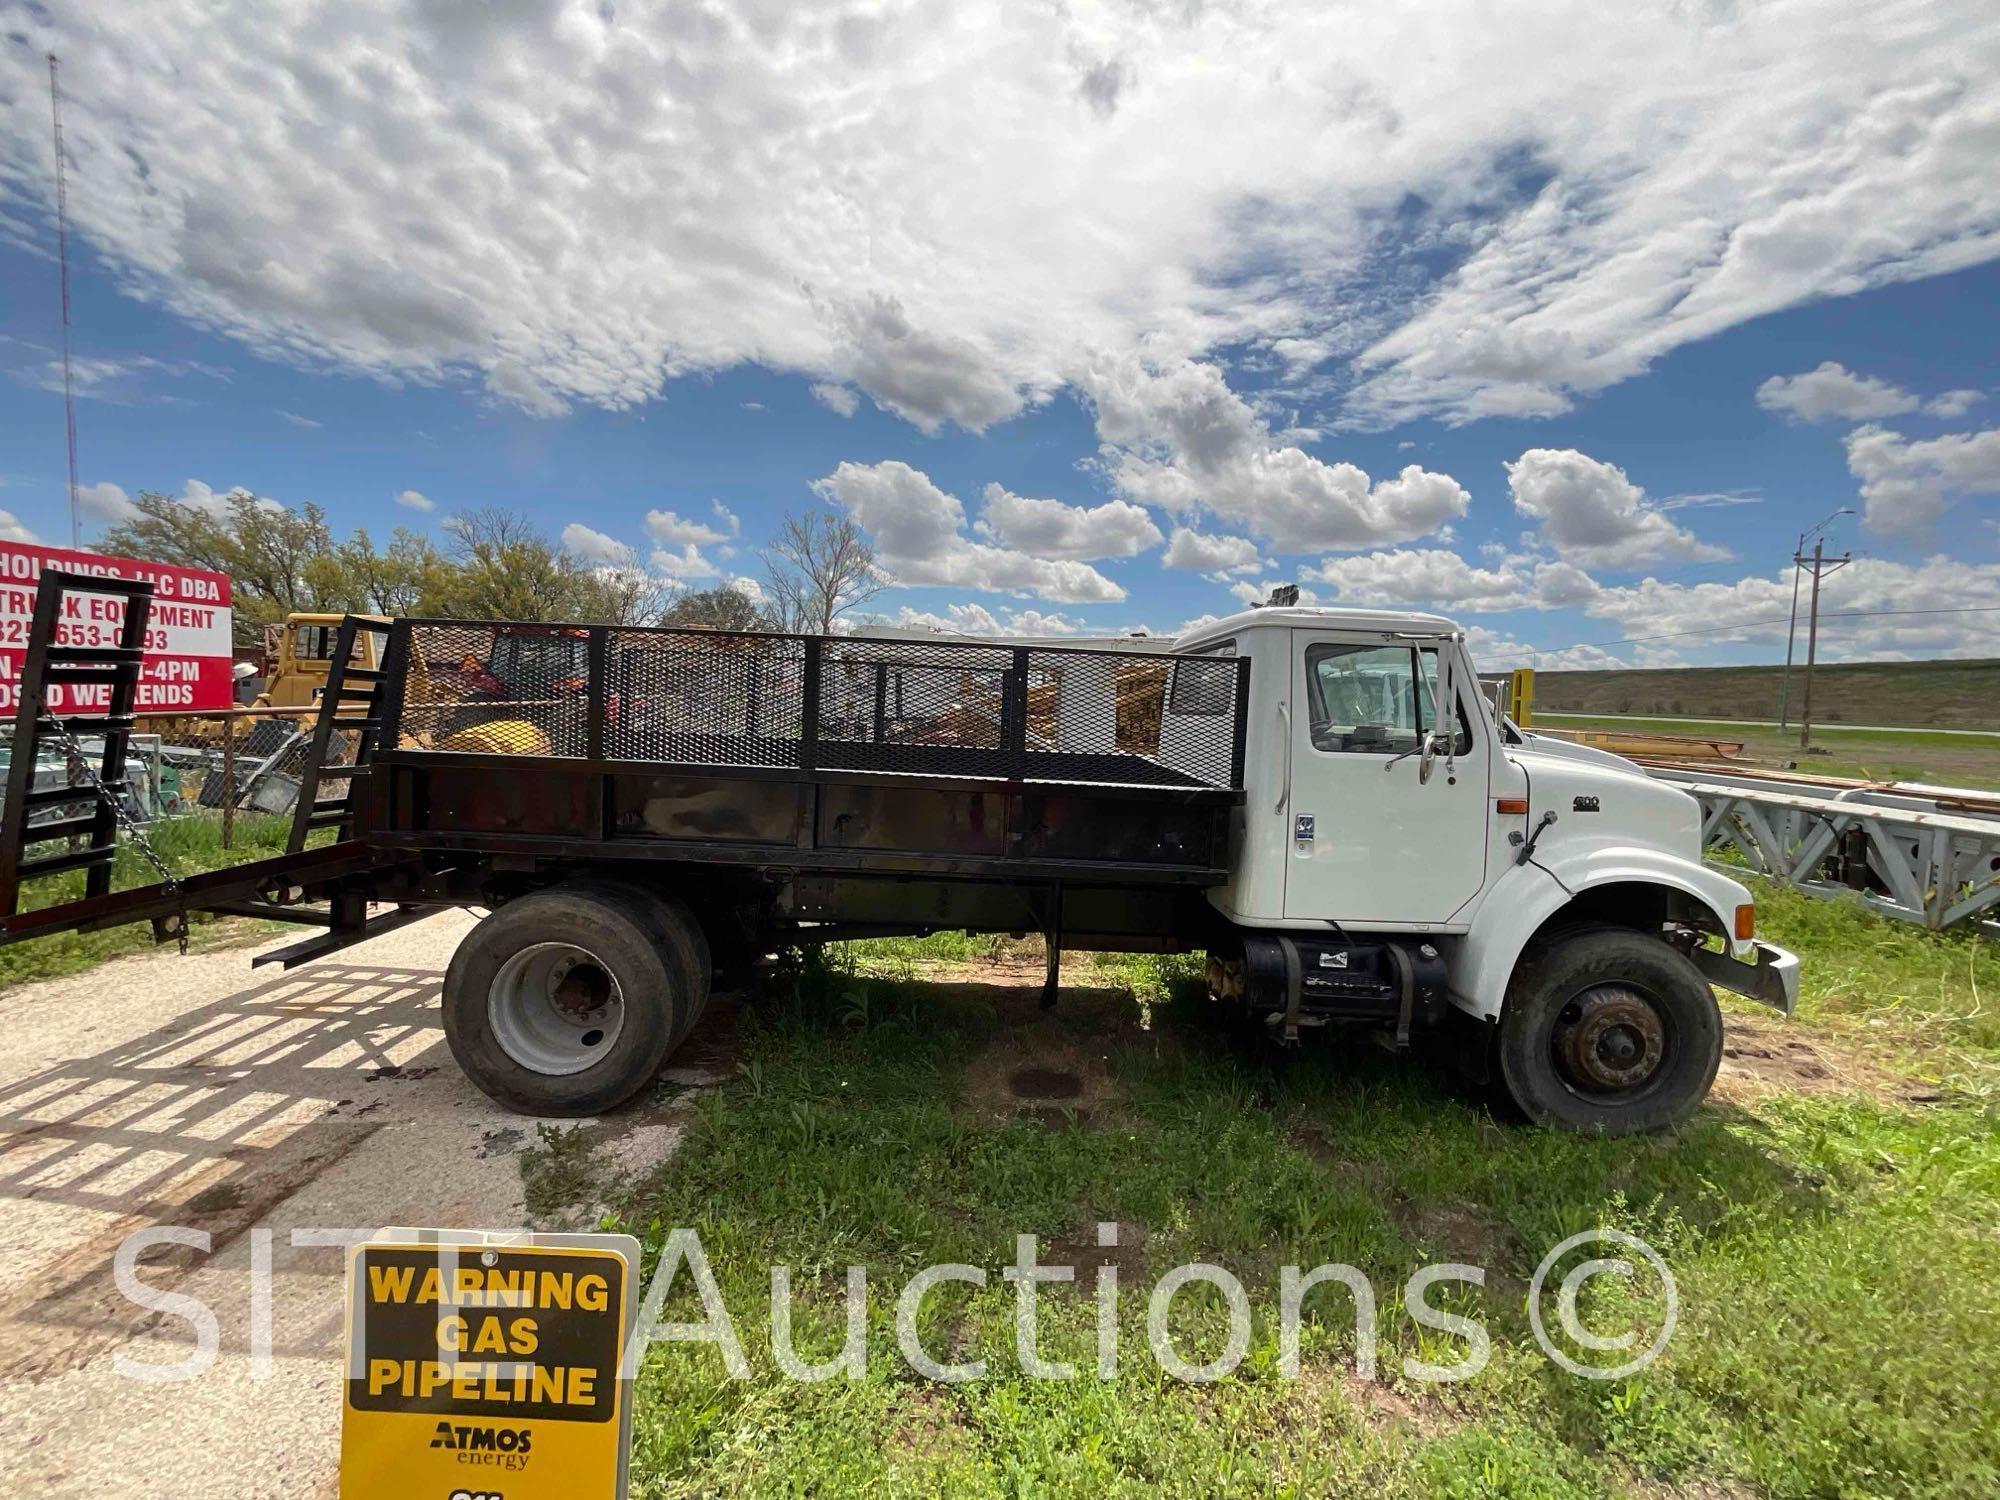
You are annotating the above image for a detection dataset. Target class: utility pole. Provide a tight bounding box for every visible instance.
[1777,530,1805,729]
[1778,506,1852,729]
[1796,538,1851,750]
[48,53,80,548]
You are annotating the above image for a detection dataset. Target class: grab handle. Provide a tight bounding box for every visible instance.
[1273,701,1291,814]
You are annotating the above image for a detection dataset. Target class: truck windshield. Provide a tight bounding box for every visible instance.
[290,625,339,662]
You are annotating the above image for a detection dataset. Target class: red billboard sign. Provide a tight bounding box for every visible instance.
[0,541,235,714]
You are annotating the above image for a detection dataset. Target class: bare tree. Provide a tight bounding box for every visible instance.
[760,511,883,634]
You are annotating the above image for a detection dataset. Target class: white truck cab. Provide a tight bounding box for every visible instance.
[1176,605,1798,1133]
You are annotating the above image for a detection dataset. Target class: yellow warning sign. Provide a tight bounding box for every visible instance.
[338,1234,636,1499]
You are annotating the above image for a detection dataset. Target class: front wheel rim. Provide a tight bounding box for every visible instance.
[488,941,626,1076]
[1550,985,1668,1097]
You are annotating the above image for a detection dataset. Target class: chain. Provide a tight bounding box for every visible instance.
[33,693,188,952]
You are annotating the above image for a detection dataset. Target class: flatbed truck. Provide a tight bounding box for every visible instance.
[0,569,1797,1133]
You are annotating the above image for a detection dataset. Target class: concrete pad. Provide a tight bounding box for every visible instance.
[0,910,705,1499]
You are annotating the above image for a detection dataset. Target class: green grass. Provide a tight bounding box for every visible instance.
[1528,658,2000,732]
[565,885,2000,1499]
[0,812,299,990]
[1535,714,2000,748]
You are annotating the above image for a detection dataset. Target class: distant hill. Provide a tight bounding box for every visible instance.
[1521,658,2000,731]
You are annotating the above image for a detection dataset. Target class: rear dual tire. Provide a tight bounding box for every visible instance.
[444,882,710,1116]
[1499,929,1723,1135]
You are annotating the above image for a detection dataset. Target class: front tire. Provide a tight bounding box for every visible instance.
[1498,928,1723,1135]
[443,885,703,1115]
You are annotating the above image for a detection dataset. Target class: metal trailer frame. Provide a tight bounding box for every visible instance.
[1651,766,2000,936]
[0,574,1254,987]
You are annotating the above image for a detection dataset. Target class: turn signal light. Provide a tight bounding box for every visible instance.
[1734,903,1756,940]
[1495,797,1529,815]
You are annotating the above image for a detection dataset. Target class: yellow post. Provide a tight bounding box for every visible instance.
[1506,668,1535,726]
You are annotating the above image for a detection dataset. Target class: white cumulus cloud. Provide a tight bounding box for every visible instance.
[1756,362,1921,423]
[1163,527,1263,576]
[395,488,435,513]
[1087,356,1469,552]
[77,481,138,526]
[8,3,1990,443]
[1506,448,1728,568]
[976,485,1162,560]
[562,522,638,567]
[812,460,1124,604]
[645,508,730,548]
[1845,423,2000,534]
[1303,549,1599,613]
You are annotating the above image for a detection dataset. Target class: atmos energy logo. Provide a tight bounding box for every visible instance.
[430,1420,534,1470]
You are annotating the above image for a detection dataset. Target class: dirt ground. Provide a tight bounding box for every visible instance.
[0,912,711,1500]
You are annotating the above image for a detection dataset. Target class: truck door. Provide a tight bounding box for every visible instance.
[1283,631,1488,925]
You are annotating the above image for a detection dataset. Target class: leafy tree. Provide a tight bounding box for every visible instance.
[100,492,672,638]
[431,506,669,624]
[761,511,882,635]
[662,586,773,631]
[337,527,451,617]
[100,488,355,646]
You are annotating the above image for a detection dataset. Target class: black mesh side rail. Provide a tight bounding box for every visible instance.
[386,620,1248,791]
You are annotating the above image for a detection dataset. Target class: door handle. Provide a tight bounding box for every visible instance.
[1273,700,1290,814]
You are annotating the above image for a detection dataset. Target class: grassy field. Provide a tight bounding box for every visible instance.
[1527,659,2000,731]
[1532,713,2000,791]
[0,813,297,990]
[554,887,2000,1499]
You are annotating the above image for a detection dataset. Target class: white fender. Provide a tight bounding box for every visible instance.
[1444,843,1755,1020]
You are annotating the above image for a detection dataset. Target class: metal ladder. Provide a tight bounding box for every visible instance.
[0,569,156,915]
[286,615,393,853]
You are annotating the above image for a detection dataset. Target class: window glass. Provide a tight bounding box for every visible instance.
[1304,642,1475,756]
[1168,643,1236,715]
[291,625,337,661]
[1304,643,1422,753]
[1416,648,1474,754]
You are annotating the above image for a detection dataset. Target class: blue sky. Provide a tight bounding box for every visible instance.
[3,2,1998,668]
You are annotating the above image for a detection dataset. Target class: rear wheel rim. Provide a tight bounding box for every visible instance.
[1550,985,1668,1098]
[488,941,626,1076]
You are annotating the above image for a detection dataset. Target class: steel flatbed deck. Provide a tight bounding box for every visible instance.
[0,573,1250,969]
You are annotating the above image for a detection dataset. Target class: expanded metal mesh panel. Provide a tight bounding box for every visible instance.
[1154,655,1237,787]
[399,623,588,757]
[605,630,804,766]
[384,621,1247,790]
[816,638,1016,776]
[1018,651,1235,789]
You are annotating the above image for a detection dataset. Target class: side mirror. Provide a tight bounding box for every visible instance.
[1418,729,1447,785]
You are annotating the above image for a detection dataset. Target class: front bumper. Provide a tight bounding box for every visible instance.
[1694,940,1800,1016]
